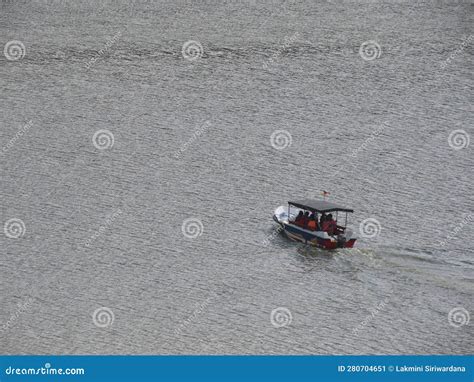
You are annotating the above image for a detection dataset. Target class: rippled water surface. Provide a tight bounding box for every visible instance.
[1,0,473,354]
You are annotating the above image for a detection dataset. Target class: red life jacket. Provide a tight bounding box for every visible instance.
[322,221,330,232]
[323,220,336,232]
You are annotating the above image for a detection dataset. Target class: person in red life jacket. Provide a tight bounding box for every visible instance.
[308,215,319,231]
[322,219,329,232]
[322,214,337,235]
[302,211,310,228]
[329,215,337,234]
[319,213,326,228]
[294,211,304,226]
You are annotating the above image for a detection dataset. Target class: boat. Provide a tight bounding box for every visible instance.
[273,198,357,249]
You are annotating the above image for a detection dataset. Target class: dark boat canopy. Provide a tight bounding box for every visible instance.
[288,199,354,213]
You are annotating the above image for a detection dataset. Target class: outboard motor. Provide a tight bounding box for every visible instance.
[336,234,346,248]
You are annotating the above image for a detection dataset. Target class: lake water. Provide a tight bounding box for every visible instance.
[1,0,473,354]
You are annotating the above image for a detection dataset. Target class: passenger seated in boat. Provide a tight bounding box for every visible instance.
[294,211,304,226]
[307,216,318,231]
[319,213,326,227]
[302,211,310,228]
[322,214,337,235]
[319,212,326,231]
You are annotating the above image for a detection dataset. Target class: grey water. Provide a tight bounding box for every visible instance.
[1,0,473,354]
